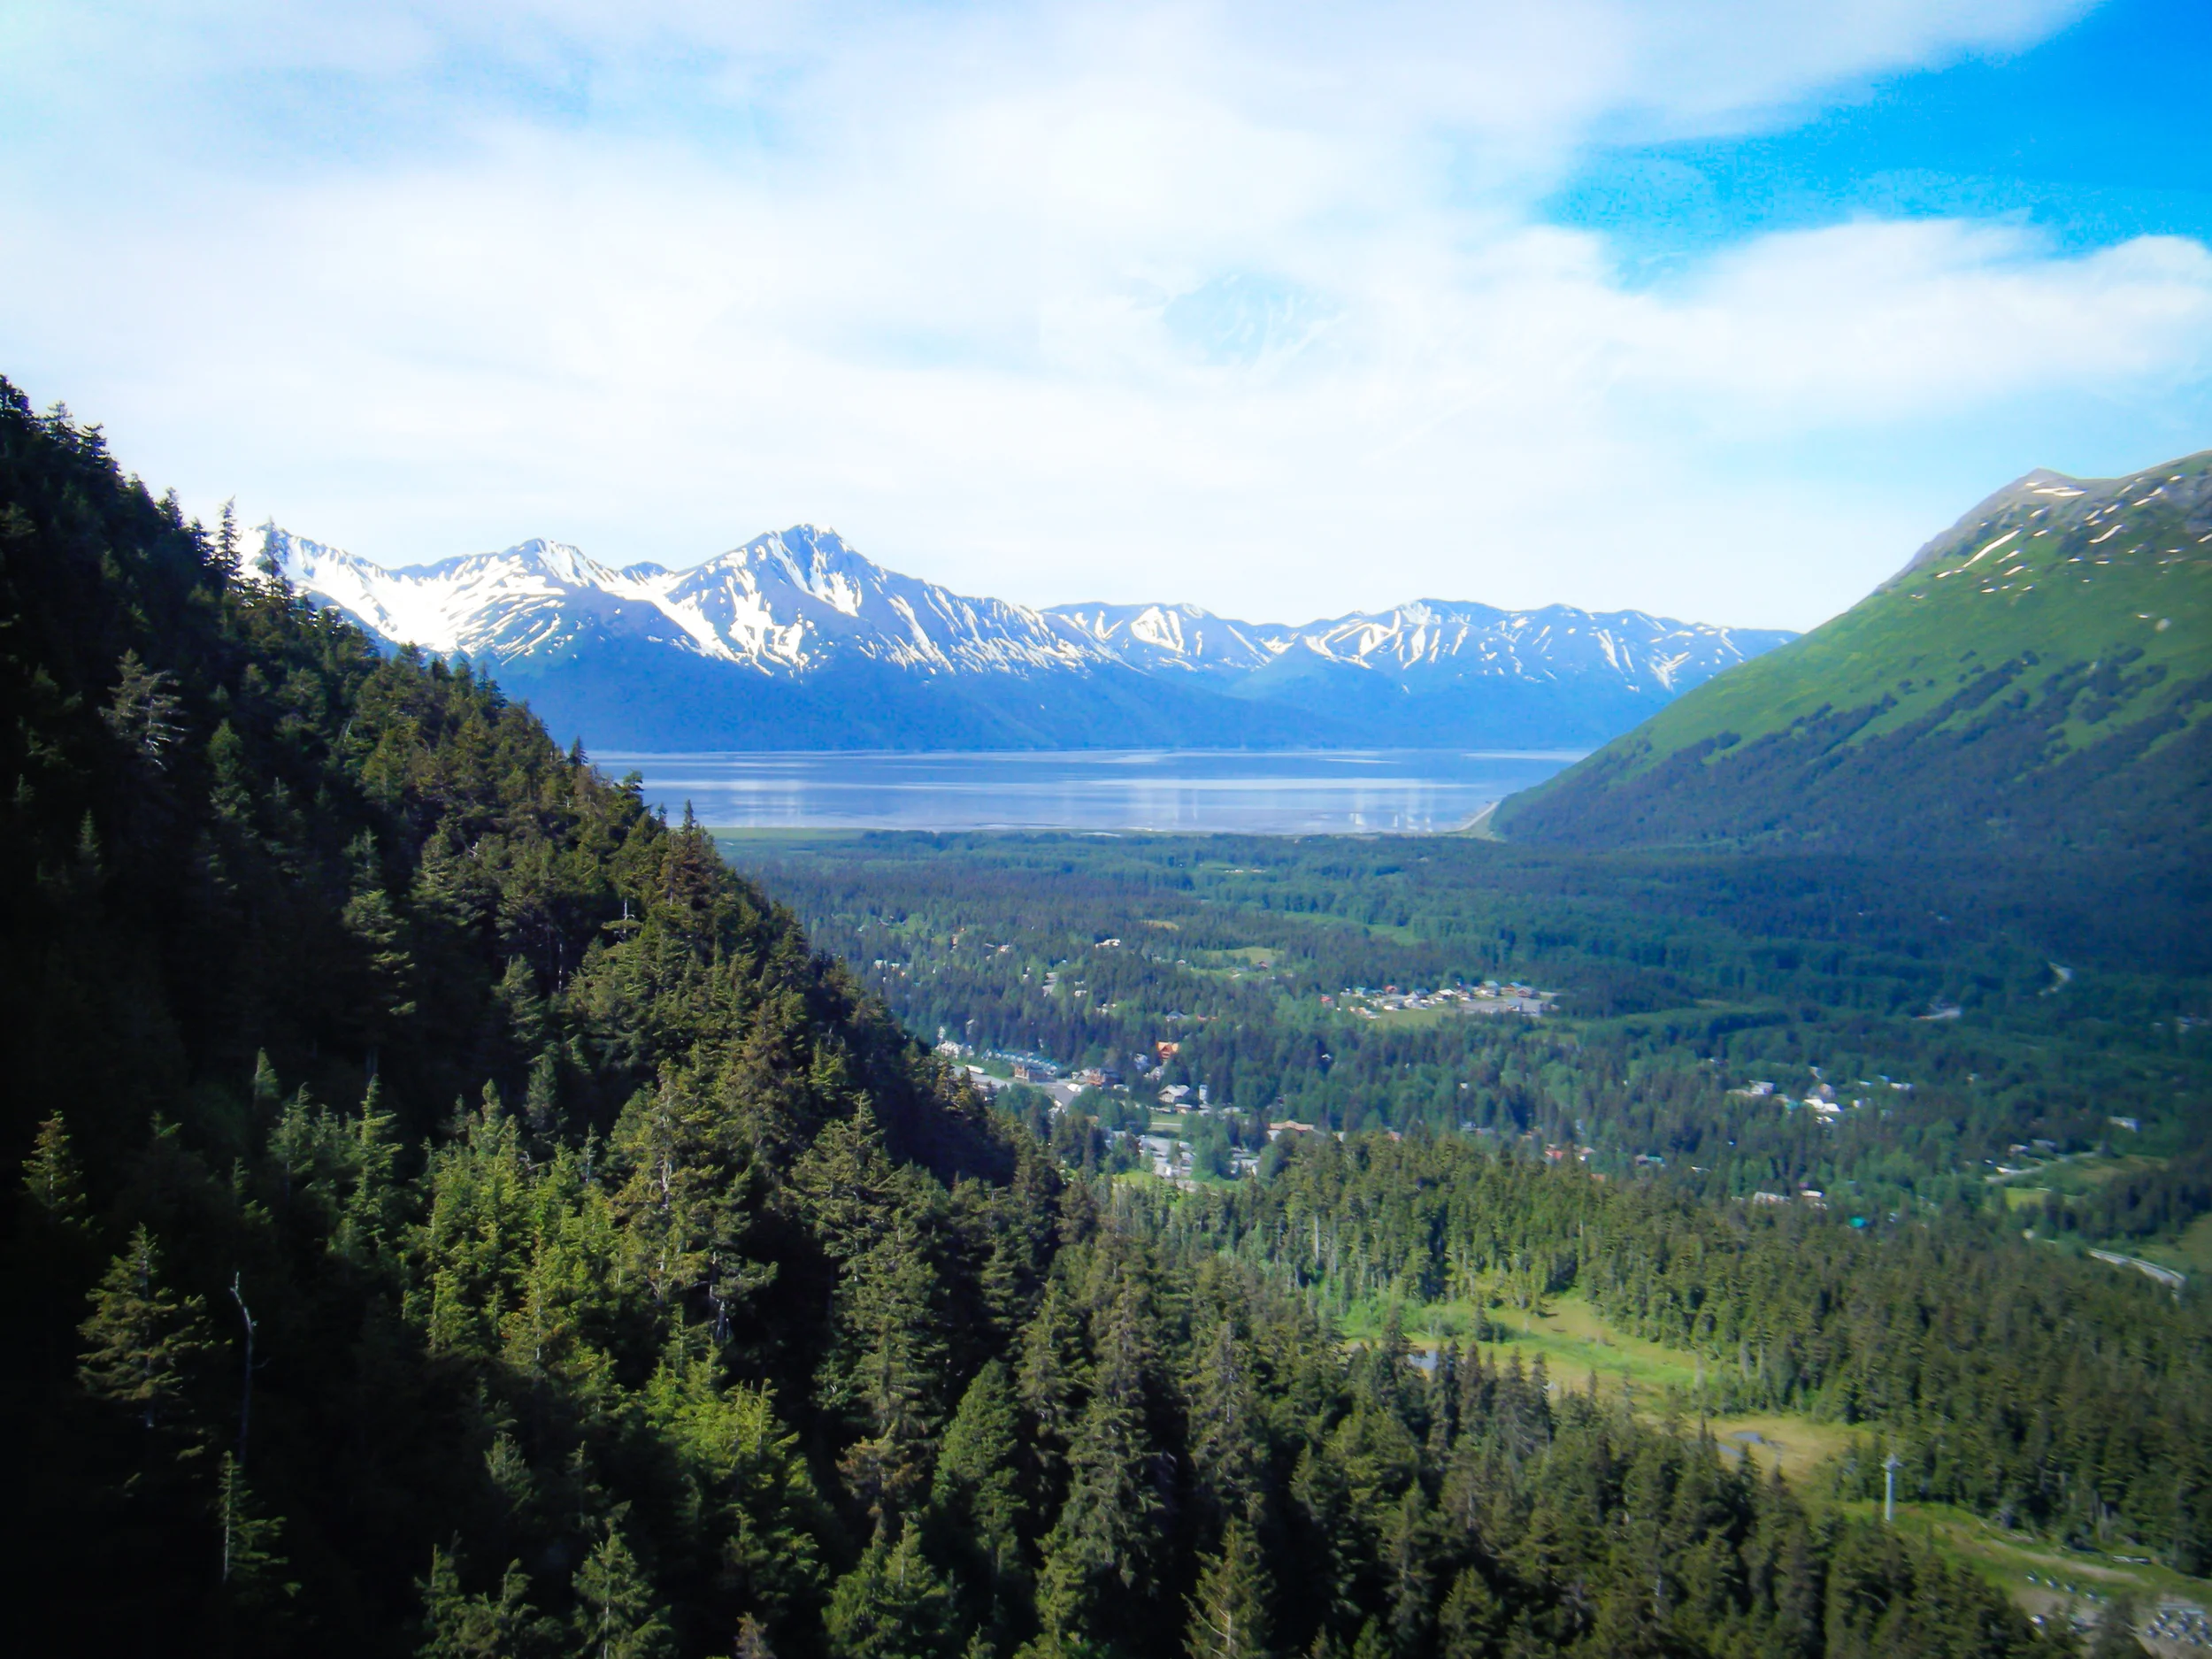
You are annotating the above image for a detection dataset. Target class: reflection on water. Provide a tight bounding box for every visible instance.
[595,749,1580,834]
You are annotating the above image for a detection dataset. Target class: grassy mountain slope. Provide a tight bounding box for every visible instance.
[1495,451,2212,857]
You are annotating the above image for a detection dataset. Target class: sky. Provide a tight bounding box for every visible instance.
[2,0,2208,630]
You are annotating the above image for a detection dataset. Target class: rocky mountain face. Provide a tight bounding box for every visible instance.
[1494,450,2212,860]
[258,523,1793,750]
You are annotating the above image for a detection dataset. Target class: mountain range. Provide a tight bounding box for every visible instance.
[1495,450,2212,861]
[257,524,1794,751]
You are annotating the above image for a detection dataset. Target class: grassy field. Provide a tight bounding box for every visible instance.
[1348,1002,1482,1031]
[1342,1291,1857,1481]
[1340,1289,2212,1620]
[2142,1210,2212,1276]
[1841,1499,2212,1630]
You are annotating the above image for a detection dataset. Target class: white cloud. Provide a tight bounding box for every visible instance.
[2,0,2202,633]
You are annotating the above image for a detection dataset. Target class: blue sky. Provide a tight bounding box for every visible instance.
[2,0,2207,627]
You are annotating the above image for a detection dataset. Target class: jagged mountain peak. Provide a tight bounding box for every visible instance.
[252,520,1793,749]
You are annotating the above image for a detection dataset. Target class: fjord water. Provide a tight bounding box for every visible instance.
[600,748,1581,833]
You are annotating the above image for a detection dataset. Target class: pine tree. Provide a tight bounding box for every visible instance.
[733,1614,776,1658]
[830,1203,948,1522]
[78,1224,216,1453]
[215,1452,296,1609]
[250,1049,281,1117]
[1017,1282,1087,1501]
[101,649,185,772]
[1186,1318,1262,1524]
[526,1048,562,1137]
[824,1521,956,1659]
[1435,1565,1502,1659]
[1038,1281,1159,1637]
[419,1548,557,1658]
[933,1359,1027,1608]
[214,497,241,580]
[20,1111,88,1228]
[1185,1518,1271,1659]
[572,1525,673,1659]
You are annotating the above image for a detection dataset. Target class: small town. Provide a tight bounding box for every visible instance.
[1323,979,1553,1018]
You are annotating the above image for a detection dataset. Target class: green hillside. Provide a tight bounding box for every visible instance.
[1496,450,2212,856]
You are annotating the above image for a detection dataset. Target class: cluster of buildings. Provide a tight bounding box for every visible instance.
[1725,1079,1870,1123]
[1133,1133,1261,1186]
[1323,980,1551,1018]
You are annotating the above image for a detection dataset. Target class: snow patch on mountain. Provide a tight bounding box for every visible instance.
[257,522,1793,714]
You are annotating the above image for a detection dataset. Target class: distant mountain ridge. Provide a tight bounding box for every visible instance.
[257,523,1794,751]
[1495,450,2212,859]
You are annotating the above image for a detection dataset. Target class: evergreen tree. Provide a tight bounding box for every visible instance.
[1037,1281,1160,1639]
[824,1522,956,1659]
[1186,1518,1272,1659]
[1186,1317,1263,1525]
[78,1224,216,1454]
[213,497,241,580]
[572,1525,673,1659]
[933,1359,1026,1586]
[1435,1565,1502,1659]
[100,649,185,772]
[214,1451,296,1610]
[418,1549,558,1658]
[20,1111,88,1228]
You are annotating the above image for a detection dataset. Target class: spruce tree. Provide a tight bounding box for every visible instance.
[1185,1518,1271,1659]
[933,1358,1027,1618]
[78,1224,216,1453]
[20,1111,88,1228]
[572,1525,672,1659]
[1186,1319,1262,1524]
[214,1452,296,1609]
[824,1521,955,1659]
[214,497,241,580]
[419,1548,557,1658]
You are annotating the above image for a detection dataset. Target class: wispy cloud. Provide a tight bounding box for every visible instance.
[4,0,2202,628]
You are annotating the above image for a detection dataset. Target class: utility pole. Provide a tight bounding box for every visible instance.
[1884,1452,1902,1524]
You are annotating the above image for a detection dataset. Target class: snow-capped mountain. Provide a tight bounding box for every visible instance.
[261,524,1092,677]
[257,523,1793,751]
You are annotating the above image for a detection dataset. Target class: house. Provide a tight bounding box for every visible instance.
[1266,1119,1317,1141]
[1159,1084,1193,1106]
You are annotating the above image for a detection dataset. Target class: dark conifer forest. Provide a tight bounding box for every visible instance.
[1,379,2196,1657]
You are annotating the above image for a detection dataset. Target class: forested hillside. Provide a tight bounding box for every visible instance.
[1495,453,2212,858]
[1170,1138,2210,1565]
[1,383,2094,1656]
